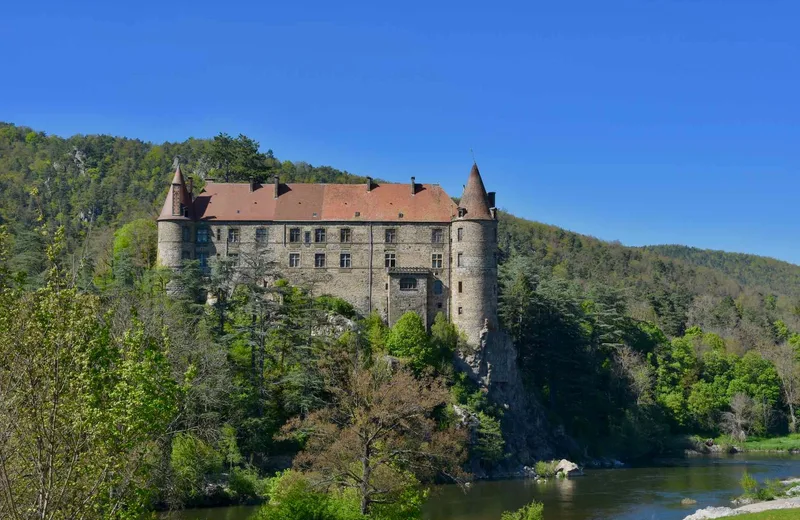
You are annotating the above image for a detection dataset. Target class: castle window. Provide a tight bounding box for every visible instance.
[431,228,443,243]
[216,228,221,241]
[196,227,209,243]
[289,228,301,243]
[340,228,351,243]
[197,252,208,269]
[314,253,326,268]
[457,227,463,242]
[289,253,300,268]
[385,228,396,244]
[181,251,191,260]
[384,253,396,268]
[433,280,443,295]
[182,226,191,242]
[431,253,443,269]
[458,306,463,315]
[399,278,417,291]
[340,253,351,268]
[315,228,326,243]
[304,231,312,243]
[228,228,240,243]
[457,253,463,267]
[458,281,463,293]
[458,208,466,218]
[256,227,268,243]
[228,253,239,266]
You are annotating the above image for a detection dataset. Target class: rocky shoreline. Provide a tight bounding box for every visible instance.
[683,497,800,519]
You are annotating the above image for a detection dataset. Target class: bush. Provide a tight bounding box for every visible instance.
[534,460,559,478]
[228,466,269,503]
[171,433,225,502]
[316,295,357,319]
[501,500,544,520]
[257,470,365,520]
[740,470,759,498]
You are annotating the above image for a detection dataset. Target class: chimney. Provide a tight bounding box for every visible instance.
[366,176,373,192]
[410,176,416,196]
[273,175,280,199]
[249,177,256,192]
[488,191,496,208]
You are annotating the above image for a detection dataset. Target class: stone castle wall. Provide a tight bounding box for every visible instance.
[158,220,453,326]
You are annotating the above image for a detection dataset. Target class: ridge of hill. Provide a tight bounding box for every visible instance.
[1,121,797,344]
[642,244,800,299]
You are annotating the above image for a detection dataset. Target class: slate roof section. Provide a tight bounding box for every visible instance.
[192,181,458,223]
[458,163,493,220]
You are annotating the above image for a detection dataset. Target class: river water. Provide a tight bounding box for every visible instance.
[162,454,800,520]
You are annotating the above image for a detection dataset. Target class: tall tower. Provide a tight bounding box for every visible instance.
[157,164,194,268]
[450,163,498,347]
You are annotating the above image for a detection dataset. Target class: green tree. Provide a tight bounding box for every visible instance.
[0,242,179,518]
[386,311,436,371]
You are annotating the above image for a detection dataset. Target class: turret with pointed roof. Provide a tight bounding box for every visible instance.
[459,163,494,221]
[451,162,499,348]
[158,164,193,221]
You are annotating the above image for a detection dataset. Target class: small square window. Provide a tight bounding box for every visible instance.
[289,228,301,243]
[385,228,396,244]
[457,253,463,267]
[228,228,240,243]
[256,227,268,243]
[196,227,209,243]
[431,253,443,269]
[458,306,463,315]
[457,228,463,242]
[432,228,443,243]
[228,253,239,266]
[340,253,351,268]
[289,253,300,268]
[315,228,326,243]
[340,228,351,243]
[385,253,396,268]
[314,253,326,268]
[437,302,443,308]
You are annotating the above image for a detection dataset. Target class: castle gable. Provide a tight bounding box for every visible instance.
[193,181,458,222]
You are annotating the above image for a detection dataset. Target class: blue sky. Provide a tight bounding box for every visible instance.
[2,1,798,263]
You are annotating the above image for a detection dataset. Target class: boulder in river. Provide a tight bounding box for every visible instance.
[555,459,583,477]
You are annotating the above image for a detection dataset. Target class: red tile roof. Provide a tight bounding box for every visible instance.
[192,181,458,222]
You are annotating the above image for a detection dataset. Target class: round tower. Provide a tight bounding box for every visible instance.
[157,164,194,269]
[450,163,498,347]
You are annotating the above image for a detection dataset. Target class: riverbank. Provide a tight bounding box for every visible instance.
[684,498,800,519]
[682,434,800,455]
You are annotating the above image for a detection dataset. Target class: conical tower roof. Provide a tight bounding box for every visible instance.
[459,163,493,220]
[158,164,193,220]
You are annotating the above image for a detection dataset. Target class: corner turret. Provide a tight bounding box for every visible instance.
[450,163,498,348]
[157,163,194,268]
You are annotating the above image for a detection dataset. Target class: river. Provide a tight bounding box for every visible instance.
[161,454,800,520]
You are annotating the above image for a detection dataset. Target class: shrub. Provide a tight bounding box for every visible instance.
[740,470,759,498]
[534,460,559,478]
[228,466,269,503]
[171,433,224,502]
[258,470,364,520]
[501,500,544,520]
[316,295,357,319]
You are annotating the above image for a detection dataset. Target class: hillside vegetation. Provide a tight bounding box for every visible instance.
[3,121,800,518]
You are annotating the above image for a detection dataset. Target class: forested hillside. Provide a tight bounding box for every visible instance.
[3,121,800,518]
[644,244,800,299]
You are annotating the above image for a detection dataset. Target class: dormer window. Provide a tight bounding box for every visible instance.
[458,208,466,218]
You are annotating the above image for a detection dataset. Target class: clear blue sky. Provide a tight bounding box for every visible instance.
[2,1,798,263]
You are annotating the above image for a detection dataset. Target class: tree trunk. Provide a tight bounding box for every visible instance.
[360,445,372,515]
[790,402,797,433]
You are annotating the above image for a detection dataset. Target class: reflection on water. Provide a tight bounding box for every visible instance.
[163,454,800,520]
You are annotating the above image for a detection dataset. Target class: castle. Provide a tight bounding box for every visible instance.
[157,164,498,347]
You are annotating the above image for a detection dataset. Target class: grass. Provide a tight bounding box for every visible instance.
[533,460,560,478]
[734,509,800,519]
[711,433,800,452]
